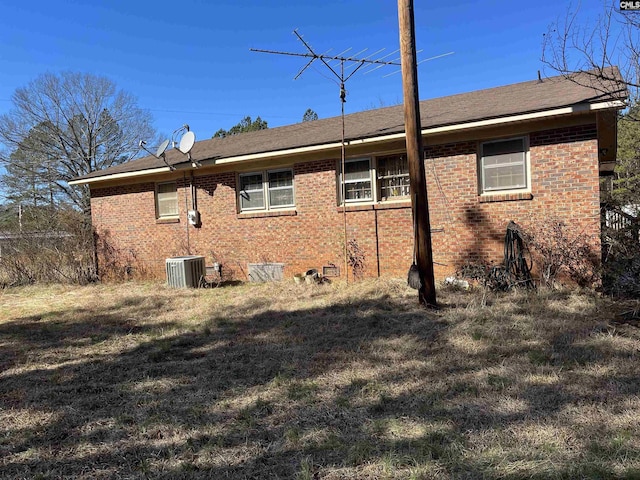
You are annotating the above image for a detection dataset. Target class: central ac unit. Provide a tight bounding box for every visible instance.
[165,256,205,288]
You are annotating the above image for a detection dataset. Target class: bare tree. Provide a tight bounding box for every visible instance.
[0,72,156,217]
[542,2,639,114]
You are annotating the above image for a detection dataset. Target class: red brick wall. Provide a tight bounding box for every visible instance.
[423,124,599,276]
[90,123,600,281]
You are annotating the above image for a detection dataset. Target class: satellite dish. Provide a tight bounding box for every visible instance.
[179,131,195,154]
[156,139,170,158]
[138,138,175,171]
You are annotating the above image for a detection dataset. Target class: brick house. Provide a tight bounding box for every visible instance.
[70,69,626,282]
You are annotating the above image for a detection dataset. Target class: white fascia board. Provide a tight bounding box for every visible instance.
[73,100,624,185]
[209,100,623,165]
[212,141,348,165]
[68,167,172,185]
[423,100,625,135]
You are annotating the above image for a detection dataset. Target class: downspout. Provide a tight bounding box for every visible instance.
[191,172,198,212]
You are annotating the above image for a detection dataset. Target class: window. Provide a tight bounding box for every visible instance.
[156,182,178,218]
[480,137,528,193]
[239,169,294,212]
[377,154,410,200]
[341,158,372,202]
[338,153,409,203]
[268,170,294,207]
[239,173,265,210]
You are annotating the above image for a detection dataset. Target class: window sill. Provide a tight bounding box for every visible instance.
[336,200,411,213]
[237,210,297,219]
[156,217,180,224]
[479,192,533,203]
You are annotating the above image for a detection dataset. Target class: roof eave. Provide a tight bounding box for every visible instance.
[68,166,173,186]
[70,99,626,186]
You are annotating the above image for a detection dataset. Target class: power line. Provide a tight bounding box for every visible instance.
[147,107,296,119]
[382,51,454,77]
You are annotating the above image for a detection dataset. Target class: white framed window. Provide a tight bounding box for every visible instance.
[342,158,372,202]
[156,182,178,218]
[239,173,265,210]
[338,153,409,204]
[239,168,294,212]
[268,169,294,207]
[377,153,410,200]
[479,137,528,193]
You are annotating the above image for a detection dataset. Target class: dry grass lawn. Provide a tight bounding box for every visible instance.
[1,279,639,479]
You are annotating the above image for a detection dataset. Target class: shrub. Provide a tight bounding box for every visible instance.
[347,238,366,281]
[0,211,97,286]
[523,218,598,288]
[456,261,517,292]
[95,229,148,282]
[602,226,640,297]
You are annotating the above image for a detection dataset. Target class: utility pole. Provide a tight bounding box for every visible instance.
[398,0,437,306]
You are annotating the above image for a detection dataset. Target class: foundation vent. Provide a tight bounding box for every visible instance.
[248,263,285,282]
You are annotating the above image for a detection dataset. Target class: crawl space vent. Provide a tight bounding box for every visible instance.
[248,263,284,282]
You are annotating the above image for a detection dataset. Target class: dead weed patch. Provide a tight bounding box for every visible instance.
[0,280,639,478]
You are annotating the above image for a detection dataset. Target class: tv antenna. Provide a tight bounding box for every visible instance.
[139,138,174,170]
[251,30,452,284]
[250,29,454,283]
[252,30,403,103]
[252,31,407,284]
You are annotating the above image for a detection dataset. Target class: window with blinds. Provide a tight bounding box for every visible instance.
[480,137,528,193]
[340,158,372,202]
[337,153,410,204]
[156,182,178,218]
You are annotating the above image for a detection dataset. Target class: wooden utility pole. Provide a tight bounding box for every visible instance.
[398,0,437,306]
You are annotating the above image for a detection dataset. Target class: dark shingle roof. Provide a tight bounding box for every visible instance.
[75,68,627,182]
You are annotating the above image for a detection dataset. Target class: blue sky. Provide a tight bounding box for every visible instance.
[0,0,606,141]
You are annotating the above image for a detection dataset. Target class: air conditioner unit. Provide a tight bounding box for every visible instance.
[165,256,205,288]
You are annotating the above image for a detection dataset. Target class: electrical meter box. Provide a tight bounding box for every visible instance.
[187,210,200,226]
